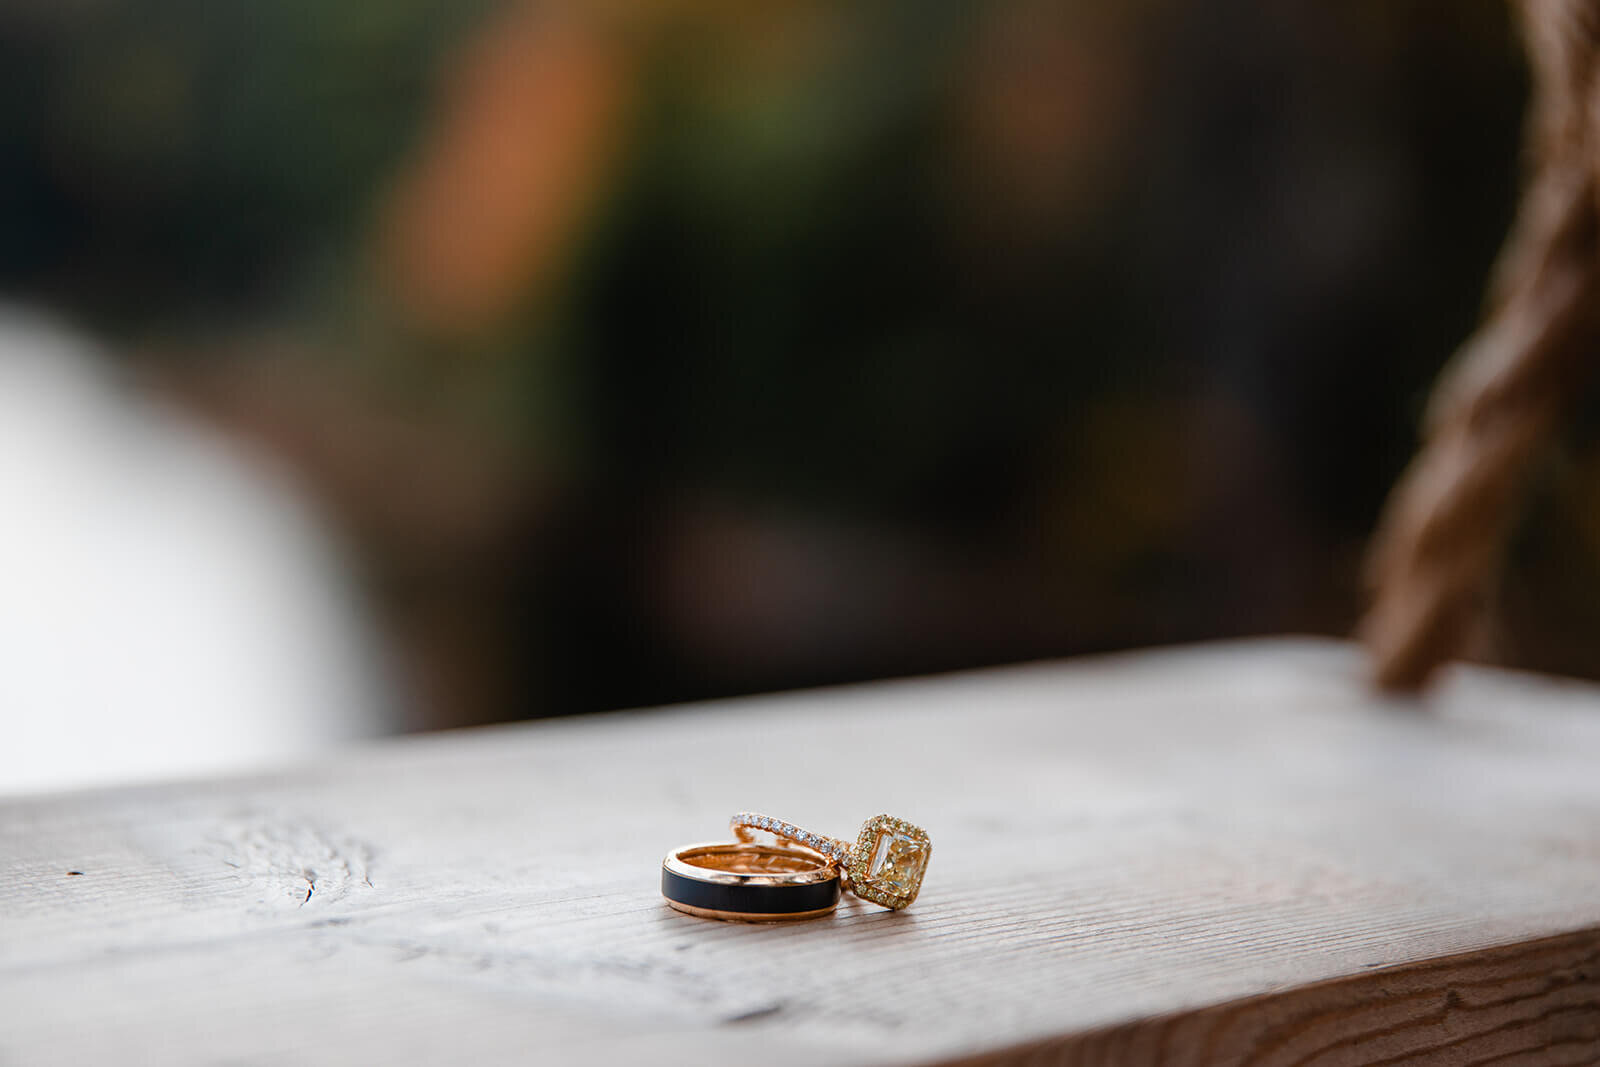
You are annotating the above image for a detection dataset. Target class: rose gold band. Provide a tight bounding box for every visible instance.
[661,841,841,922]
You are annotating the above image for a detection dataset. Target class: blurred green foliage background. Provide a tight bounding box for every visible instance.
[9,0,1593,729]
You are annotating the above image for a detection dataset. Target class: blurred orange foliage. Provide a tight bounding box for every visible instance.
[378,3,630,336]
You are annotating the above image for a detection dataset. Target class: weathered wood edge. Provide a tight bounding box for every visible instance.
[7,638,1600,1067]
[936,926,1600,1067]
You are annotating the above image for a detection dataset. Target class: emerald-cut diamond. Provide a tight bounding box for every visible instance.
[869,831,928,894]
[849,814,931,909]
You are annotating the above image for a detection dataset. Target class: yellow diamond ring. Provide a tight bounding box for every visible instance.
[730,811,932,910]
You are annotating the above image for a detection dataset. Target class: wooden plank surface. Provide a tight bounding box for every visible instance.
[3,638,1600,1065]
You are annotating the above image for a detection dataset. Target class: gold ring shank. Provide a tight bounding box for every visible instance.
[729,812,853,866]
[730,812,933,911]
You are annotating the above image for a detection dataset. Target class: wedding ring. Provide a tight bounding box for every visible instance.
[661,841,841,922]
[731,812,932,910]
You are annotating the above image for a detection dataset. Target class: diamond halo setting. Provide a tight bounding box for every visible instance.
[848,814,931,910]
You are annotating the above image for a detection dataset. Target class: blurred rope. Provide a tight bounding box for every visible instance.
[1363,0,1600,689]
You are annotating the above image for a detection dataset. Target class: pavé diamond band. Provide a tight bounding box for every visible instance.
[731,811,932,910]
[730,812,853,863]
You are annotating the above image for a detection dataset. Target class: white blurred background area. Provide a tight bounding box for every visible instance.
[0,309,395,795]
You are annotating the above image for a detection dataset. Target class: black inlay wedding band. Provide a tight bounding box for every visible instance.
[661,841,841,922]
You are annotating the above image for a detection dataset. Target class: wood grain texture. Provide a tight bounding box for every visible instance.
[943,929,1600,1067]
[3,638,1600,1066]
